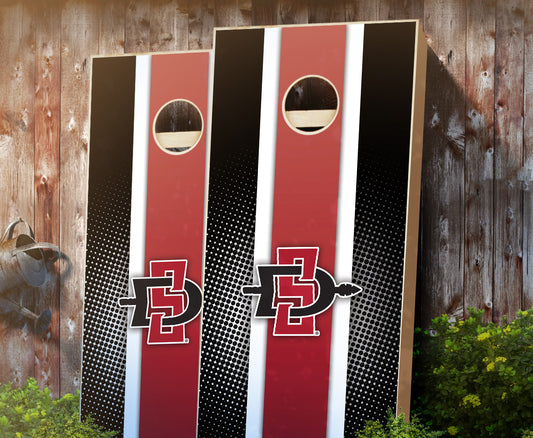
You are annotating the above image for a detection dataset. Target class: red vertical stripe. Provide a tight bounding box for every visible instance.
[139,52,208,437]
[262,25,346,438]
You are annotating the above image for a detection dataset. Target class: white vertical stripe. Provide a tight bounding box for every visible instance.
[327,24,365,438]
[124,54,151,438]
[245,27,281,438]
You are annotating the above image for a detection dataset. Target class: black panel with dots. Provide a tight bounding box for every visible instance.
[81,56,136,436]
[198,149,258,437]
[344,152,408,433]
[344,22,416,435]
[81,173,132,433]
[197,29,265,437]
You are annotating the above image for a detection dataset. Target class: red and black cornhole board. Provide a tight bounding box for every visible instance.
[198,21,426,438]
[81,51,210,437]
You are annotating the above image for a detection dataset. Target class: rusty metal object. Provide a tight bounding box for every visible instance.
[0,295,51,334]
[0,218,59,333]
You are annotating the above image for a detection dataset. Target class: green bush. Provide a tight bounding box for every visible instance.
[0,378,116,438]
[356,409,444,437]
[413,308,533,437]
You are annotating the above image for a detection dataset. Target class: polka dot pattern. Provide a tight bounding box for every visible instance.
[344,151,409,434]
[198,147,259,437]
[81,172,131,434]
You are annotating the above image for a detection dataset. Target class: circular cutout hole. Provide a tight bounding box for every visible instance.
[283,75,339,135]
[153,99,203,154]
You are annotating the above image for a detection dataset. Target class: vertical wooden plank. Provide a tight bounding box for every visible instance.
[345,0,378,22]
[98,0,126,55]
[252,0,310,27]
[494,0,524,323]
[214,0,252,27]
[308,0,345,23]
[0,2,35,388]
[421,0,466,326]
[464,0,495,322]
[34,0,61,397]
[522,0,533,311]
[60,0,99,395]
[188,0,214,50]
[379,0,424,21]
[239,0,253,17]
[379,1,398,21]
[424,1,466,115]
[125,0,151,53]
[275,0,308,25]
[150,0,189,52]
[252,0,276,25]
[412,0,424,21]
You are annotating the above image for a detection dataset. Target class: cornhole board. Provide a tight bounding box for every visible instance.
[81,51,210,437]
[198,21,426,438]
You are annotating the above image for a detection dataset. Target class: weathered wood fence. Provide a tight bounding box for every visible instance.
[0,0,530,397]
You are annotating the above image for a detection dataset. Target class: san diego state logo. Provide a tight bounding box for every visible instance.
[118,260,202,345]
[242,247,362,336]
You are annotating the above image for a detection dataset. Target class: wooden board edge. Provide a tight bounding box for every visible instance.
[212,18,421,33]
[396,20,427,419]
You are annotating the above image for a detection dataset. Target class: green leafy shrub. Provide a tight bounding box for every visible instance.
[356,409,444,437]
[0,378,116,438]
[413,308,533,437]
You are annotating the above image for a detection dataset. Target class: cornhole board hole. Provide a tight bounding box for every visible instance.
[81,51,210,437]
[198,21,426,438]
